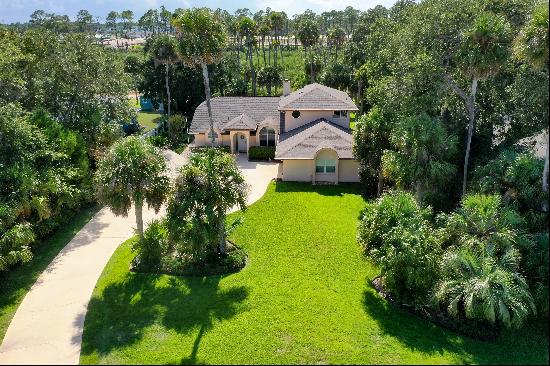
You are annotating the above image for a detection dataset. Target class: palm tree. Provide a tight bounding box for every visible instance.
[106,11,119,47]
[436,245,535,328]
[297,18,320,83]
[444,13,512,195]
[173,8,227,146]
[94,137,169,238]
[149,34,179,119]
[327,27,346,59]
[238,17,258,96]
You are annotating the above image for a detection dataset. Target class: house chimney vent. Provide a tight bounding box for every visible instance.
[283,79,291,96]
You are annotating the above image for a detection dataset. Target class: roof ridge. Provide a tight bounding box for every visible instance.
[278,83,358,110]
[276,118,352,157]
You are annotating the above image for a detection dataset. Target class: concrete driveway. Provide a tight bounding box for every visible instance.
[0,150,279,365]
[233,154,281,210]
[0,149,186,365]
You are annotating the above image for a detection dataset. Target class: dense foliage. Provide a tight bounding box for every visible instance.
[358,191,440,306]
[167,148,247,258]
[0,105,91,271]
[358,191,546,332]
[0,27,132,152]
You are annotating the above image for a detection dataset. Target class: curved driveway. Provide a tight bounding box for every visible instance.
[0,151,279,365]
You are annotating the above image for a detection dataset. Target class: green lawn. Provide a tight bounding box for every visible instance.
[79,182,548,365]
[137,111,162,132]
[0,205,99,343]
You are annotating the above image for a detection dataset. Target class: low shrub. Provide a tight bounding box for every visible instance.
[167,114,188,145]
[248,146,276,160]
[147,135,168,148]
[131,219,169,271]
[161,241,247,276]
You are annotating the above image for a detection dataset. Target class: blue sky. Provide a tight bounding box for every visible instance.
[0,0,397,24]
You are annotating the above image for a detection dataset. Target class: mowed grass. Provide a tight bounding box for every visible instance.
[0,205,99,342]
[79,182,548,365]
[137,111,162,132]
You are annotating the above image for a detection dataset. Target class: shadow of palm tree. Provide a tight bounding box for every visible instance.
[81,273,248,364]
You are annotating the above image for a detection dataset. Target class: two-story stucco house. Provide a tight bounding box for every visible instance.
[189,81,360,183]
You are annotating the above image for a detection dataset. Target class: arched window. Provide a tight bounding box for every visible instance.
[259,127,276,147]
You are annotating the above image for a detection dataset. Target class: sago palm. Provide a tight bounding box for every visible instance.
[436,245,535,328]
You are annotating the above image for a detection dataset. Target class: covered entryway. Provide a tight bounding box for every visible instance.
[234,132,248,153]
[314,148,339,184]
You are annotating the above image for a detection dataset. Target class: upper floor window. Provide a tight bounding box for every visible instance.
[333,111,348,118]
[291,110,301,118]
[259,127,276,147]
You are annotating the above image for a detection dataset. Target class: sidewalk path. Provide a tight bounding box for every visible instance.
[0,150,279,365]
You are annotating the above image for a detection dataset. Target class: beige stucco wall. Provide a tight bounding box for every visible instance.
[221,133,231,146]
[284,110,350,132]
[193,133,207,146]
[339,159,361,182]
[281,160,313,182]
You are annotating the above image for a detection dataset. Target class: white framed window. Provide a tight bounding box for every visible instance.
[315,158,336,173]
[259,127,276,147]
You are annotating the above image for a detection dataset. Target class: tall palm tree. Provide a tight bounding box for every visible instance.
[149,34,179,119]
[297,18,320,83]
[238,17,258,96]
[173,8,227,146]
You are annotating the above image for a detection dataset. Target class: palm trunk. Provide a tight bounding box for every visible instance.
[165,64,171,119]
[280,42,285,74]
[201,63,215,146]
[262,37,267,66]
[444,74,478,197]
[462,78,478,196]
[135,198,144,238]
[249,47,257,96]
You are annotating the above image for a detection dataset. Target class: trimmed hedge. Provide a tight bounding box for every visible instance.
[249,146,275,160]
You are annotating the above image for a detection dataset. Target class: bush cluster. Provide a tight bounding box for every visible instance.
[358,190,547,333]
[132,148,248,276]
[0,106,92,272]
[248,146,276,160]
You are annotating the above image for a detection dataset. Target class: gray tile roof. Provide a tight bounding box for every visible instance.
[189,97,281,133]
[223,113,257,131]
[279,83,358,111]
[275,118,355,159]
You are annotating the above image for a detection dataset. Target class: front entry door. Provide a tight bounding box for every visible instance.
[237,134,247,153]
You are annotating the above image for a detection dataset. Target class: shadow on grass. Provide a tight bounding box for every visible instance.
[81,273,248,364]
[362,287,549,365]
[274,181,363,196]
